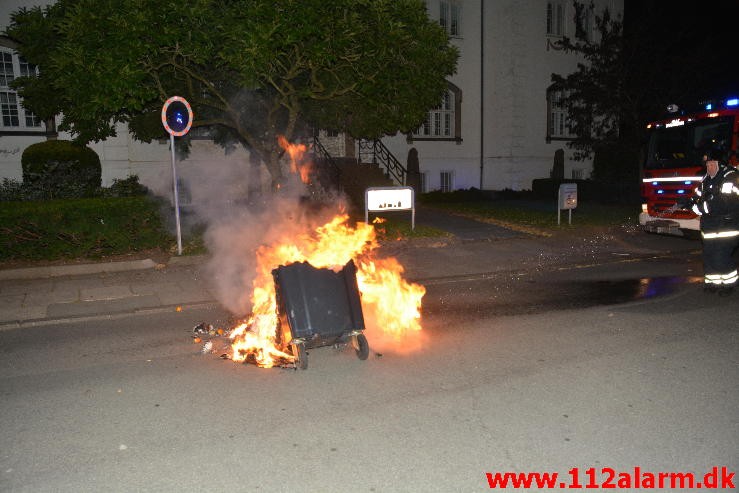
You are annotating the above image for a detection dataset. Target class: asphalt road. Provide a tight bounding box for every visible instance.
[1,253,737,492]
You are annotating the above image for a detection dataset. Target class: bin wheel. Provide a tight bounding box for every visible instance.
[292,343,308,370]
[353,333,369,360]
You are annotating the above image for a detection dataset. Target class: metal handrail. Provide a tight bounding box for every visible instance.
[358,139,407,186]
[311,136,342,191]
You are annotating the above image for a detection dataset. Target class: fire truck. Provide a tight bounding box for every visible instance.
[639,97,739,236]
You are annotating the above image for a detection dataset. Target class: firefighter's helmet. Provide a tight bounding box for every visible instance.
[704,147,728,164]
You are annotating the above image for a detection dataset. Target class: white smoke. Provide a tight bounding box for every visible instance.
[169,142,347,315]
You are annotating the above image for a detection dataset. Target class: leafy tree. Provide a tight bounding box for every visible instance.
[549,2,631,181]
[6,0,458,188]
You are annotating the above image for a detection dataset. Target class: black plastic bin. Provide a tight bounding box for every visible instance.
[272,259,369,369]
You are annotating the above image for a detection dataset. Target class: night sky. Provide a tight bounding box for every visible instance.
[624,0,738,103]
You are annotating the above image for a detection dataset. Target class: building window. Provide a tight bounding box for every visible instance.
[0,47,42,131]
[0,51,14,86]
[439,1,461,37]
[410,81,462,143]
[0,92,20,127]
[547,89,575,140]
[547,1,565,37]
[574,2,594,42]
[580,8,593,42]
[415,89,454,138]
[440,171,454,193]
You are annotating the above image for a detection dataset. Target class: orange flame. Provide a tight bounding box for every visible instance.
[356,257,425,338]
[229,214,425,367]
[277,135,312,184]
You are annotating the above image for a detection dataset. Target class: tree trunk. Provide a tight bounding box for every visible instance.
[265,150,284,190]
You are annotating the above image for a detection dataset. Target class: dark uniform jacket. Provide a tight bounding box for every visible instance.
[688,164,739,235]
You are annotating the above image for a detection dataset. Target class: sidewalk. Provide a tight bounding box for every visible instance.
[0,212,699,329]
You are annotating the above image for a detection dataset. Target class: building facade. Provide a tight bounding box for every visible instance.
[0,0,624,198]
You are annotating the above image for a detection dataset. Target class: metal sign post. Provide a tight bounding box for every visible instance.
[169,133,182,255]
[161,96,193,255]
[365,186,415,230]
[557,183,577,225]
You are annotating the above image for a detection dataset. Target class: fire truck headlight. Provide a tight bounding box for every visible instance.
[642,203,648,213]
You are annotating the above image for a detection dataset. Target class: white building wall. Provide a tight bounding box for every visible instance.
[382,0,483,192]
[483,0,609,190]
[381,0,622,192]
[0,135,31,181]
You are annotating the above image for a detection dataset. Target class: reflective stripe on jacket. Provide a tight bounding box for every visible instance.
[689,165,739,234]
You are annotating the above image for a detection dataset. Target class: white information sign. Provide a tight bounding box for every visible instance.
[558,183,578,225]
[365,186,415,230]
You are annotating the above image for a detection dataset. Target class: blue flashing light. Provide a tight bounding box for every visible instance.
[677,190,685,194]
[657,190,664,194]
[705,103,713,110]
[727,98,738,107]
[652,181,658,186]
[684,181,692,185]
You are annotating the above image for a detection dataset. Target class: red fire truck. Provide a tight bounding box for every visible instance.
[639,97,739,236]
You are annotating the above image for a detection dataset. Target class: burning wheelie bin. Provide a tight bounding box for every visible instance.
[272,259,368,369]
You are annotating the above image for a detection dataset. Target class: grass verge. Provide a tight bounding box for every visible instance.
[429,200,639,231]
[0,196,174,261]
[0,191,641,265]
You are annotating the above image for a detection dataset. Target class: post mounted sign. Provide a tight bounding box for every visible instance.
[365,186,415,229]
[558,183,577,225]
[161,96,193,137]
[558,183,577,210]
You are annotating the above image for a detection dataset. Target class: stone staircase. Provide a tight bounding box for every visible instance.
[331,157,394,214]
[309,135,411,215]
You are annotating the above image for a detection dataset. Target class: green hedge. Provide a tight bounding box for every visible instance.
[0,196,172,261]
[21,140,102,198]
[0,174,150,202]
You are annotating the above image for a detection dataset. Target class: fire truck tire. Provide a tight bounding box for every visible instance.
[354,333,369,360]
[293,343,308,370]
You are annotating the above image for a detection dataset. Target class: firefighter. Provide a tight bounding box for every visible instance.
[679,148,739,295]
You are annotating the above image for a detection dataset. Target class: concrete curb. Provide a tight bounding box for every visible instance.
[0,254,210,281]
[0,258,159,281]
[0,300,220,331]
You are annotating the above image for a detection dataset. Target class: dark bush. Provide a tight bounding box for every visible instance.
[0,174,149,201]
[22,140,101,199]
[531,178,641,204]
[0,178,24,202]
[419,187,497,204]
[102,175,150,197]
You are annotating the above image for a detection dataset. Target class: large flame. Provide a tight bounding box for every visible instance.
[277,135,312,184]
[229,214,425,368]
